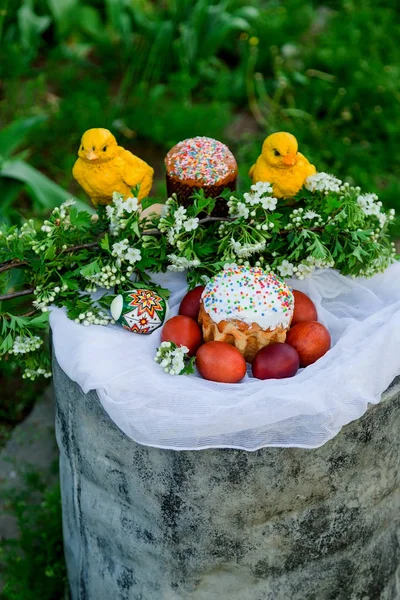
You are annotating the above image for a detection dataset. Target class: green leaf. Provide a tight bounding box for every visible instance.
[80,260,100,278]
[69,207,92,229]
[78,6,104,40]
[100,234,110,251]
[181,356,196,375]
[141,197,162,211]
[0,332,13,354]
[0,116,47,160]
[130,220,140,237]
[17,4,51,50]
[46,0,78,34]
[0,159,87,212]
[352,245,369,262]
[27,313,49,329]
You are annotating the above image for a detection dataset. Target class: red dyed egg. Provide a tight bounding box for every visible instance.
[292,290,318,326]
[179,286,205,321]
[286,321,331,367]
[252,343,300,380]
[161,315,202,357]
[196,341,247,383]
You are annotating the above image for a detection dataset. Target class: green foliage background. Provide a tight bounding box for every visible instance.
[1,0,400,230]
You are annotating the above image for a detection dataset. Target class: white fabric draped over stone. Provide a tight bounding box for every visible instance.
[50,263,400,450]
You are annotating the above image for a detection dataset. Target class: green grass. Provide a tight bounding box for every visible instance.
[0,472,66,600]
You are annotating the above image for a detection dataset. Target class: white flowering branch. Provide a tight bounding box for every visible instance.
[0,175,397,380]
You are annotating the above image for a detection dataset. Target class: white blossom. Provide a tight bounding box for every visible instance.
[22,367,52,381]
[9,335,43,355]
[183,217,199,232]
[277,260,294,277]
[305,172,342,193]
[111,239,130,259]
[123,196,139,213]
[174,206,187,226]
[75,309,112,327]
[251,181,273,195]
[125,247,142,264]
[230,238,266,258]
[243,192,260,206]
[260,196,278,211]
[154,341,190,375]
[167,254,201,272]
[303,210,320,220]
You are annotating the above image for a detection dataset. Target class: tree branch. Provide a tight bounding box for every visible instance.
[60,241,100,253]
[143,216,234,237]
[0,288,34,302]
[0,259,28,274]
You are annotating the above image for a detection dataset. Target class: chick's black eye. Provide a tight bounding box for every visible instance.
[81,145,84,151]
[103,146,107,152]
[273,149,280,157]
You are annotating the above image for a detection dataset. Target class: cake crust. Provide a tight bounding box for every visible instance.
[198,302,288,363]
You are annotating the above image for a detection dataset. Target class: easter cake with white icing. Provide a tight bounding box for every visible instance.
[198,265,294,362]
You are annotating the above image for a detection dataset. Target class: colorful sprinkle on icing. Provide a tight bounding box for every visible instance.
[166,137,237,185]
[202,266,294,330]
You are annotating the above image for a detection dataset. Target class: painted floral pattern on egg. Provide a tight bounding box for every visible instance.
[111,289,168,334]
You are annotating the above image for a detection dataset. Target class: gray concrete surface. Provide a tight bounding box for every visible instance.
[53,353,400,600]
[0,386,58,590]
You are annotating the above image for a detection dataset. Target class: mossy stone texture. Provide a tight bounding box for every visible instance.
[53,356,400,600]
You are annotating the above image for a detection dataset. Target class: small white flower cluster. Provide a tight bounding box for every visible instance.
[159,200,199,246]
[229,182,278,219]
[22,367,52,381]
[305,172,343,194]
[167,254,201,272]
[9,335,43,355]
[357,251,396,278]
[49,198,76,229]
[41,220,54,235]
[4,230,19,242]
[154,341,189,375]
[19,220,36,239]
[286,207,324,229]
[111,239,142,266]
[74,310,113,327]
[277,255,334,280]
[277,260,295,277]
[357,194,394,229]
[106,193,140,236]
[230,238,266,258]
[32,284,67,312]
[84,263,129,290]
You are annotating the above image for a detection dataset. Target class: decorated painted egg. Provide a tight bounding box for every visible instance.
[110,288,168,334]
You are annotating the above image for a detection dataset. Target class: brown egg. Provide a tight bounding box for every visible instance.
[286,321,331,367]
[161,315,202,357]
[179,286,205,321]
[292,290,318,326]
[196,341,247,383]
[252,343,300,380]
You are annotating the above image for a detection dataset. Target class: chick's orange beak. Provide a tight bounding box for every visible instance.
[86,150,98,161]
[282,154,297,166]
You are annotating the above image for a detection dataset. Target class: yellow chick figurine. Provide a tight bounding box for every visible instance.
[73,128,154,206]
[249,132,316,198]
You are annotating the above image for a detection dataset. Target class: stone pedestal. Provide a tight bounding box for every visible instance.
[53,356,400,600]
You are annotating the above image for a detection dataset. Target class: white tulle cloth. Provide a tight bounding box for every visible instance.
[50,263,400,451]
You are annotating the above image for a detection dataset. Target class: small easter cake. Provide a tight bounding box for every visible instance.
[165,136,238,217]
[198,266,294,362]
